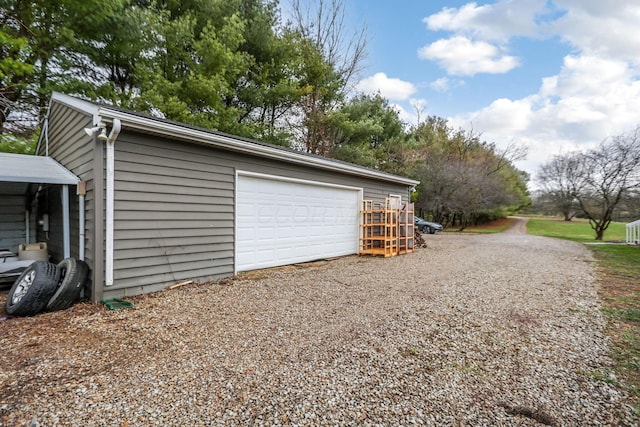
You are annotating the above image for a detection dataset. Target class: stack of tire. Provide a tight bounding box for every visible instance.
[4,258,89,316]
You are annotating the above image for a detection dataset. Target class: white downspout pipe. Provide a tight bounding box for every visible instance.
[105,119,121,287]
[43,118,49,156]
[62,185,70,258]
[77,181,86,260]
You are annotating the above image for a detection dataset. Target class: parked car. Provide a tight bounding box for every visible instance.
[415,216,443,234]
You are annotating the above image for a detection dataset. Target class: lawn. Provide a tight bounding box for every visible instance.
[525,216,640,413]
[526,216,627,242]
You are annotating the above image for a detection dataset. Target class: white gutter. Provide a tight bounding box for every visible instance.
[104,119,121,287]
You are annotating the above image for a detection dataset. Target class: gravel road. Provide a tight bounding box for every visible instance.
[0,218,636,426]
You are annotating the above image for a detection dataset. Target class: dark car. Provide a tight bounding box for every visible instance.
[414,216,443,234]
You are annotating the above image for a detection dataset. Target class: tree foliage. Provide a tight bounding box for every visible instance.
[325,102,531,227]
[326,93,405,169]
[407,118,529,229]
[287,0,367,155]
[1,0,342,147]
[0,0,529,224]
[1,0,117,133]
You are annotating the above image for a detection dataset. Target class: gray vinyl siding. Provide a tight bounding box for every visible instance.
[103,131,409,298]
[104,133,235,298]
[39,103,96,293]
[0,191,27,253]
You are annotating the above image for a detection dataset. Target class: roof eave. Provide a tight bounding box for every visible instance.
[98,107,420,187]
[47,92,419,187]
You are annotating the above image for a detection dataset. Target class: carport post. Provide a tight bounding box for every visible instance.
[62,184,70,258]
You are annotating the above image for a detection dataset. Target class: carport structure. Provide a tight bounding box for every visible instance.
[0,152,80,260]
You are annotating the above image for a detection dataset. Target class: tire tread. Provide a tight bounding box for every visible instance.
[46,258,89,312]
[5,261,60,316]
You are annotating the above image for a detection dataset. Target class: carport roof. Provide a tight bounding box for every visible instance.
[0,152,79,184]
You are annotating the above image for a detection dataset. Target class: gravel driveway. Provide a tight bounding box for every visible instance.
[1,218,636,426]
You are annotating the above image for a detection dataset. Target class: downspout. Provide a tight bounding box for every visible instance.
[105,119,121,287]
[62,185,70,258]
[43,118,49,156]
[25,210,30,244]
[77,181,86,261]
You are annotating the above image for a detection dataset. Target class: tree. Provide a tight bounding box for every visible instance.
[231,2,306,145]
[128,1,251,134]
[326,93,405,169]
[287,0,367,155]
[0,0,122,152]
[0,8,33,136]
[536,153,582,221]
[410,118,529,229]
[571,126,640,240]
[0,0,330,149]
[69,1,150,106]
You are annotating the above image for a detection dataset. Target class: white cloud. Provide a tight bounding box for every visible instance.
[417,1,548,78]
[418,36,519,76]
[429,77,450,92]
[355,72,417,100]
[552,1,640,64]
[449,53,640,178]
[423,0,551,42]
[429,77,465,93]
[417,0,640,182]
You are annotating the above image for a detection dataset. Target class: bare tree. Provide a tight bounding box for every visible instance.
[536,153,582,221]
[287,0,367,155]
[289,0,367,92]
[572,126,640,240]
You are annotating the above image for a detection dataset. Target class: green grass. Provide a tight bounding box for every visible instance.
[525,216,627,242]
[525,215,640,416]
[603,307,640,322]
[590,244,640,282]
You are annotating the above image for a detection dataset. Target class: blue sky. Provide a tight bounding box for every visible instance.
[291,0,640,185]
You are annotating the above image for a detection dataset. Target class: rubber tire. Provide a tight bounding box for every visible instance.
[46,257,89,312]
[5,261,61,316]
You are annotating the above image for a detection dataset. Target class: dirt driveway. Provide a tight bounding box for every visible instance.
[1,220,636,426]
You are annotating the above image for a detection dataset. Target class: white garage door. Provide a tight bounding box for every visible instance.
[236,173,361,271]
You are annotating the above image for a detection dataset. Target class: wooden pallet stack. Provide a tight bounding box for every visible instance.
[359,198,414,257]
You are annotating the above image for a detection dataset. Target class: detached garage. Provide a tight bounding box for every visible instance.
[34,92,419,301]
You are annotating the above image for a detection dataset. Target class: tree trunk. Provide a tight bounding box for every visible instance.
[595,228,604,241]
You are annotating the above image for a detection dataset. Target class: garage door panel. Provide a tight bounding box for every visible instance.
[236,174,360,271]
